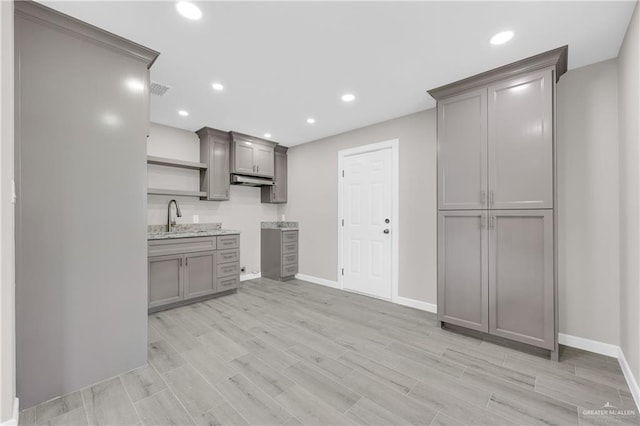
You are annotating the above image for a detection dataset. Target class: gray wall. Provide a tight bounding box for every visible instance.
[557,59,620,345]
[16,9,151,407]
[0,0,15,421]
[618,1,640,381]
[147,123,279,276]
[283,61,622,346]
[280,110,438,304]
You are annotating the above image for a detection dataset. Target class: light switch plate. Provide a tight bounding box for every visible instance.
[193,215,199,223]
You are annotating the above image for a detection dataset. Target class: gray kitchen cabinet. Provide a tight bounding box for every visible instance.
[197,127,231,201]
[261,229,299,280]
[437,88,488,210]
[148,255,183,309]
[148,234,240,312]
[230,132,277,178]
[15,1,159,406]
[261,146,288,203]
[184,250,216,300]
[437,211,488,332]
[429,46,567,358]
[489,210,554,349]
[488,69,553,209]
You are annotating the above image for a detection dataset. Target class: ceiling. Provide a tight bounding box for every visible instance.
[41,1,636,146]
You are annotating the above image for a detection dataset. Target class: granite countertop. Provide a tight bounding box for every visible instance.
[261,221,299,231]
[148,223,240,240]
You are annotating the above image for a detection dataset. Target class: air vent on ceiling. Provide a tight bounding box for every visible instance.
[150,81,171,97]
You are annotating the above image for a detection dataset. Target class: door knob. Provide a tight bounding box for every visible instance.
[383,229,390,234]
[385,218,390,224]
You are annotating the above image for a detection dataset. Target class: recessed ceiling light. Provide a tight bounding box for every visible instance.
[176,1,202,20]
[341,93,355,102]
[306,118,316,124]
[211,83,224,91]
[178,110,189,116]
[490,30,514,45]
[264,133,272,138]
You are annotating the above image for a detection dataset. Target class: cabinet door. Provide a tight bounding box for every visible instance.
[488,69,553,209]
[437,211,488,332]
[488,210,554,349]
[184,251,216,300]
[148,255,183,309]
[438,88,488,210]
[233,140,255,174]
[208,138,230,200]
[255,145,275,178]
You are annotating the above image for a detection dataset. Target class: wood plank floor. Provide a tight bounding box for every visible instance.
[19,278,639,426]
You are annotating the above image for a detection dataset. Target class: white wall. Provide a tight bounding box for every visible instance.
[280,110,437,304]
[147,123,279,276]
[618,1,640,382]
[557,59,620,346]
[0,0,16,422]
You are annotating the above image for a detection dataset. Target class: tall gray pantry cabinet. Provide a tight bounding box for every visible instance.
[15,2,159,407]
[429,46,567,359]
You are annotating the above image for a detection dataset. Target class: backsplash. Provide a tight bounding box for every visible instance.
[261,221,299,229]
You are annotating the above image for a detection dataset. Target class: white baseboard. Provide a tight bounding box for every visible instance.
[294,273,341,289]
[618,347,640,410]
[1,398,18,426]
[240,272,261,282]
[394,296,437,314]
[558,333,620,358]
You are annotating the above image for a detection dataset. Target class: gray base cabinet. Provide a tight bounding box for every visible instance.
[261,229,299,280]
[430,46,567,356]
[489,210,554,349]
[184,251,216,300]
[437,211,488,332]
[148,235,240,312]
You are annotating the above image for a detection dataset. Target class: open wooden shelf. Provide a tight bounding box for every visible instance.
[147,156,207,171]
[147,188,206,197]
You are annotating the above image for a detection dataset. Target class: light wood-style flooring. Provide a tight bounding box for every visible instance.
[19,278,639,425]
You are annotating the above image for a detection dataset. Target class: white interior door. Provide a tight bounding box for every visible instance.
[342,148,393,299]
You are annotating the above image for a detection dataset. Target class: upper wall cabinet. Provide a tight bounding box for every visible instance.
[433,50,563,211]
[197,127,231,201]
[437,88,488,210]
[488,69,553,209]
[230,132,276,178]
[262,145,288,203]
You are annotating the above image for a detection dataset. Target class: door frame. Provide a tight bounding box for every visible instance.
[337,139,399,301]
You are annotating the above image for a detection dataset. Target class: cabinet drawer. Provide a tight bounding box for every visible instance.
[282,252,298,266]
[282,231,298,243]
[282,241,298,254]
[281,263,298,277]
[217,235,239,250]
[217,249,239,264]
[149,237,216,256]
[217,262,239,278]
[218,276,239,291]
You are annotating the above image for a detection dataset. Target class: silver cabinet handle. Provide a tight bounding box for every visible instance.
[185,258,188,266]
[383,229,390,234]
[481,191,486,206]
[489,191,494,206]
[179,258,182,267]
[489,215,494,229]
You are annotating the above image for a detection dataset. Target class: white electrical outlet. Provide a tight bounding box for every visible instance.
[193,215,199,223]
[281,214,285,221]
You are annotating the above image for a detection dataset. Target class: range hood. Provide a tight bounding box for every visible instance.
[231,174,274,187]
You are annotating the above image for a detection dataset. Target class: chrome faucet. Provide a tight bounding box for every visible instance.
[167,199,182,232]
